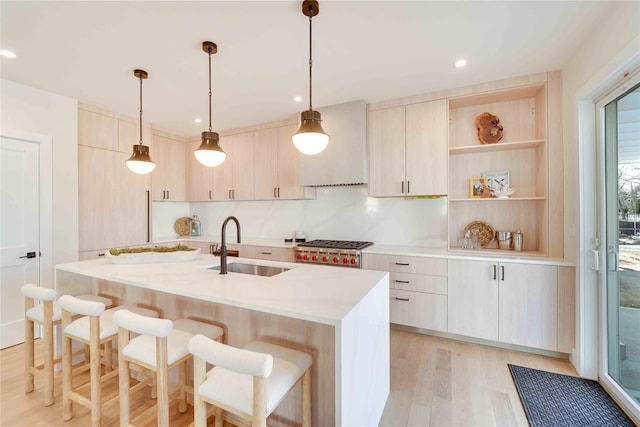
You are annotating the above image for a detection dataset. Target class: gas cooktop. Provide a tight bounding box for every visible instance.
[296,240,374,251]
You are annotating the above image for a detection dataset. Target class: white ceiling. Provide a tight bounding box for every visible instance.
[1,1,615,137]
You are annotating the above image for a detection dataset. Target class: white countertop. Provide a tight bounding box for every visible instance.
[154,235,292,248]
[56,255,388,326]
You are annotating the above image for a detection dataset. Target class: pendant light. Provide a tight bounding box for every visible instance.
[194,41,226,167]
[292,0,330,155]
[126,69,156,174]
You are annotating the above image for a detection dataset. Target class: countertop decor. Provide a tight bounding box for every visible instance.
[174,217,192,236]
[106,245,200,264]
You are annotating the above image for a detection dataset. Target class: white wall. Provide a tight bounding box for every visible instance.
[1,79,79,271]
[561,1,640,378]
[155,186,448,247]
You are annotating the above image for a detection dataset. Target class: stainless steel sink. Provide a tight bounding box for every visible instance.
[209,262,290,277]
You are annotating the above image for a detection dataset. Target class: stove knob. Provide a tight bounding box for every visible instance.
[322,256,328,262]
[303,255,309,261]
[296,254,302,260]
[350,259,357,265]
[333,257,339,263]
[342,258,348,264]
[311,255,317,261]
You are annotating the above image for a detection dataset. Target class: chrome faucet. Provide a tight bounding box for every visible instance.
[219,216,241,274]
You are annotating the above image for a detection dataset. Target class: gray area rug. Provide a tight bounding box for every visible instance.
[508,364,636,426]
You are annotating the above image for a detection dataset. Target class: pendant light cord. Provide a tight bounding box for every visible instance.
[208,48,213,132]
[308,7,313,111]
[138,74,143,145]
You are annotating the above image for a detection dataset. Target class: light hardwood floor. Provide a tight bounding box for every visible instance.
[0,329,576,426]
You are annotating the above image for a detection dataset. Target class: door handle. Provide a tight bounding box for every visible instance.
[590,249,600,271]
[394,297,410,301]
[209,190,212,200]
[19,252,37,259]
[401,181,404,194]
[500,265,505,281]
[491,265,497,280]
[394,280,410,284]
[395,262,410,266]
[407,180,410,193]
[608,249,619,272]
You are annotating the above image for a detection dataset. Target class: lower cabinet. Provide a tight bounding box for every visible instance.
[240,245,295,262]
[362,254,448,332]
[448,258,574,352]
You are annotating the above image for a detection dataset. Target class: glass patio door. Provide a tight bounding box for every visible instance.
[602,81,640,407]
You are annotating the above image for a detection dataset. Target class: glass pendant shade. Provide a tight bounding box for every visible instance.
[126,143,156,174]
[292,109,329,155]
[194,131,226,167]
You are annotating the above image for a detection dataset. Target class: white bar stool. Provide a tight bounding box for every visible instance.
[188,335,312,427]
[58,295,159,427]
[21,283,113,407]
[113,310,224,427]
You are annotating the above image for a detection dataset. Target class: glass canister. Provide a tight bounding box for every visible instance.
[190,212,201,236]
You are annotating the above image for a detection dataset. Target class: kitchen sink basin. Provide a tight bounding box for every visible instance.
[209,262,290,277]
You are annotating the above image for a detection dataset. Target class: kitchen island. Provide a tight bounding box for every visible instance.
[55,254,390,426]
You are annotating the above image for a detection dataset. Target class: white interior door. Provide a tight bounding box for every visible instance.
[0,136,40,348]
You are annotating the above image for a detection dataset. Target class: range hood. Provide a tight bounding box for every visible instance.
[298,100,367,186]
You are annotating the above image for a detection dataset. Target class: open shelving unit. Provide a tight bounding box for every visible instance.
[447,81,558,256]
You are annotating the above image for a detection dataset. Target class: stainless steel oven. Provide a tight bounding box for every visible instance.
[293,240,373,268]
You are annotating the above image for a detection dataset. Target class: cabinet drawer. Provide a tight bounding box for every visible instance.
[390,272,447,295]
[390,289,447,332]
[363,253,447,276]
[79,250,108,260]
[254,247,294,263]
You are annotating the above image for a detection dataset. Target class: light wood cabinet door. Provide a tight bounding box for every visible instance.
[187,139,215,201]
[79,146,151,252]
[152,134,187,201]
[253,128,279,200]
[232,131,255,200]
[78,109,118,150]
[448,258,499,341]
[498,262,558,351]
[213,135,234,200]
[390,289,447,331]
[405,100,448,195]
[276,124,306,199]
[368,106,406,197]
[117,119,152,154]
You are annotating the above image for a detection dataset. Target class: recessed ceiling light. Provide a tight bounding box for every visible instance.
[293,96,302,103]
[0,49,17,59]
[194,117,202,124]
[455,59,467,68]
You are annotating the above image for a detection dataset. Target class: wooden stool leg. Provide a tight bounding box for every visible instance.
[157,337,169,427]
[214,407,223,427]
[104,340,113,372]
[193,356,208,427]
[62,312,73,421]
[118,328,131,427]
[24,315,35,394]
[253,376,267,427]
[178,359,187,413]
[302,369,311,427]
[151,373,157,399]
[43,301,54,406]
[89,316,102,427]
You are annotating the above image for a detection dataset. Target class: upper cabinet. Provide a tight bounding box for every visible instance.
[447,72,563,257]
[368,99,448,197]
[254,124,311,200]
[78,109,118,151]
[151,132,187,201]
[211,132,255,201]
[187,139,215,201]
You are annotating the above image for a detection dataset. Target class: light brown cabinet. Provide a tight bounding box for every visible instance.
[254,125,310,200]
[368,99,448,197]
[212,132,255,200]
[241,245,295,262]
[151,133,187,201]
[78,106,152,254]
[187,139,215,201]
[448,258,573,352]
[362,253,447,332]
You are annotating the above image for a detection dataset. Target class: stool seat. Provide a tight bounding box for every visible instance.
[64,305,158,341]
[199,341,312,416]
[114,311,225,427]
[189,336,312,427]
[25,294,113,323]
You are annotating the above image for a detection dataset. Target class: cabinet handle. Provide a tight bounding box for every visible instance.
[232,189,235,199]
[98,253,105,257]
[277,187,280,198]
[401,181,404,193]
[146,190,150,243]
[500,265,505,281]
[274,187,277,198]
[162,190,165,199]
[394,280,410,284]
[228,190,232,199]
[261,252,272,255]
[395,262,410,266]
[492,265,497,280]
[394,297,410,301]
[209,190,212,200]
[407,181,410,193]
[167,190,170,200]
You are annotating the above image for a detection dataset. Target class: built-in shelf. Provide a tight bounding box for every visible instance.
[448,247,547,257]
[449,139,545,155]
[449,196,546,202]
